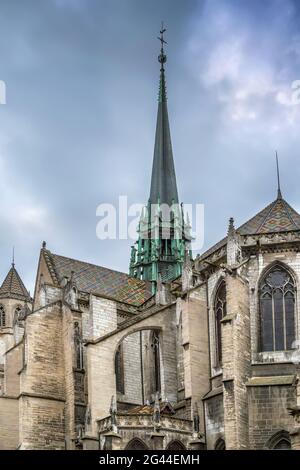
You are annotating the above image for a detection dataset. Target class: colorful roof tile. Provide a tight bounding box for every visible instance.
[0,265,31,301]
[238,197,300,234]
[200,197,300,261]
[44,250,153,306]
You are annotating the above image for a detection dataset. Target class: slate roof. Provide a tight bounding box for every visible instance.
[44,250,153,306]
[199,197,300,261]
[0,265,31,301]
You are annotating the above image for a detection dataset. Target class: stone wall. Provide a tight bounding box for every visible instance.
[0,397,19,449]
[181,286,210,432]
[19,302,66,449]
[222,273,251,449]
[4,342,23,397]
[122,332,143,405]
[89,296,117,339]
[19,395,65,450]
[204,393,224,450]
[248,384,296,449]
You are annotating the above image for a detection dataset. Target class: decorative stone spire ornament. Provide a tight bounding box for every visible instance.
[110,395,118,433]
[63,270,78,309]
[192,402,200,438]
[226,217,241,267]
[155,274,171,305]
[84,405,91,429]
[18,301,31,321]
[228,217,235,237]
[181,248,193,292]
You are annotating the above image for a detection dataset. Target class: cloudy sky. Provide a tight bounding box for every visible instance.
[0,0,300,293]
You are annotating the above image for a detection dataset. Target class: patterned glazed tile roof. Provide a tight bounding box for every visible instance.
[45,251,153,306]
[238,197,300,234]
[199,197,300,261]
[0,265,31,301]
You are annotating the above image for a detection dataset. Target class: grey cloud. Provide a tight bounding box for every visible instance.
[0,0,299,293]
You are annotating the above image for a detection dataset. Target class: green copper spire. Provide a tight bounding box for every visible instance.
[158,66,167,103]
[129,25,191,290]
[149,23,179,206]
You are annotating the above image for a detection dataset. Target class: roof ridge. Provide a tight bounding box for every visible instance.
[281,198,300,230]
[9,266,14,294]
[42,249,60,286]
[13,267,28,295]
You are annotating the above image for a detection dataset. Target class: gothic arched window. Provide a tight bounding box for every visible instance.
[125,438,148,450]
[74,322,83,369]
[150,330,161,394]
[266,430,291,450]
[259,265,296,352]
[115,344,124,394]
[214,281,226,366]
[166,440,186,450]
[273,438,291,450]
[0,305,6,327]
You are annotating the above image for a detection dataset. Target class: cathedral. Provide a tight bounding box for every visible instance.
[1,32,300,451]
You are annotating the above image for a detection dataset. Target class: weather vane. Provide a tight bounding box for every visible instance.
[157,22,167,69]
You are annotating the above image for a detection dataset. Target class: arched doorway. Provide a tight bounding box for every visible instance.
[166,440,186,450]
[125,438,148,450]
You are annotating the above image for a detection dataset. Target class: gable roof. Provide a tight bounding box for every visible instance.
[200,197,300,261]
[238,197,300,235]
[0,265,31,301]
[43,250,153,306]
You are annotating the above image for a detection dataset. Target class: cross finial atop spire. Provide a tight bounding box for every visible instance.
[12,246,15,267]
[276,151,282,199]
[157,22,167,71]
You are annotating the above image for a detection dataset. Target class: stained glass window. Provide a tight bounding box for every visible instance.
[260,266,295,351]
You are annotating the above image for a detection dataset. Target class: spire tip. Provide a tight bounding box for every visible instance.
[157,22,167,69]
[276,151,282,199]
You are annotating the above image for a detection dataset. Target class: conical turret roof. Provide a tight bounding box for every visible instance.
[0,264,30,301]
